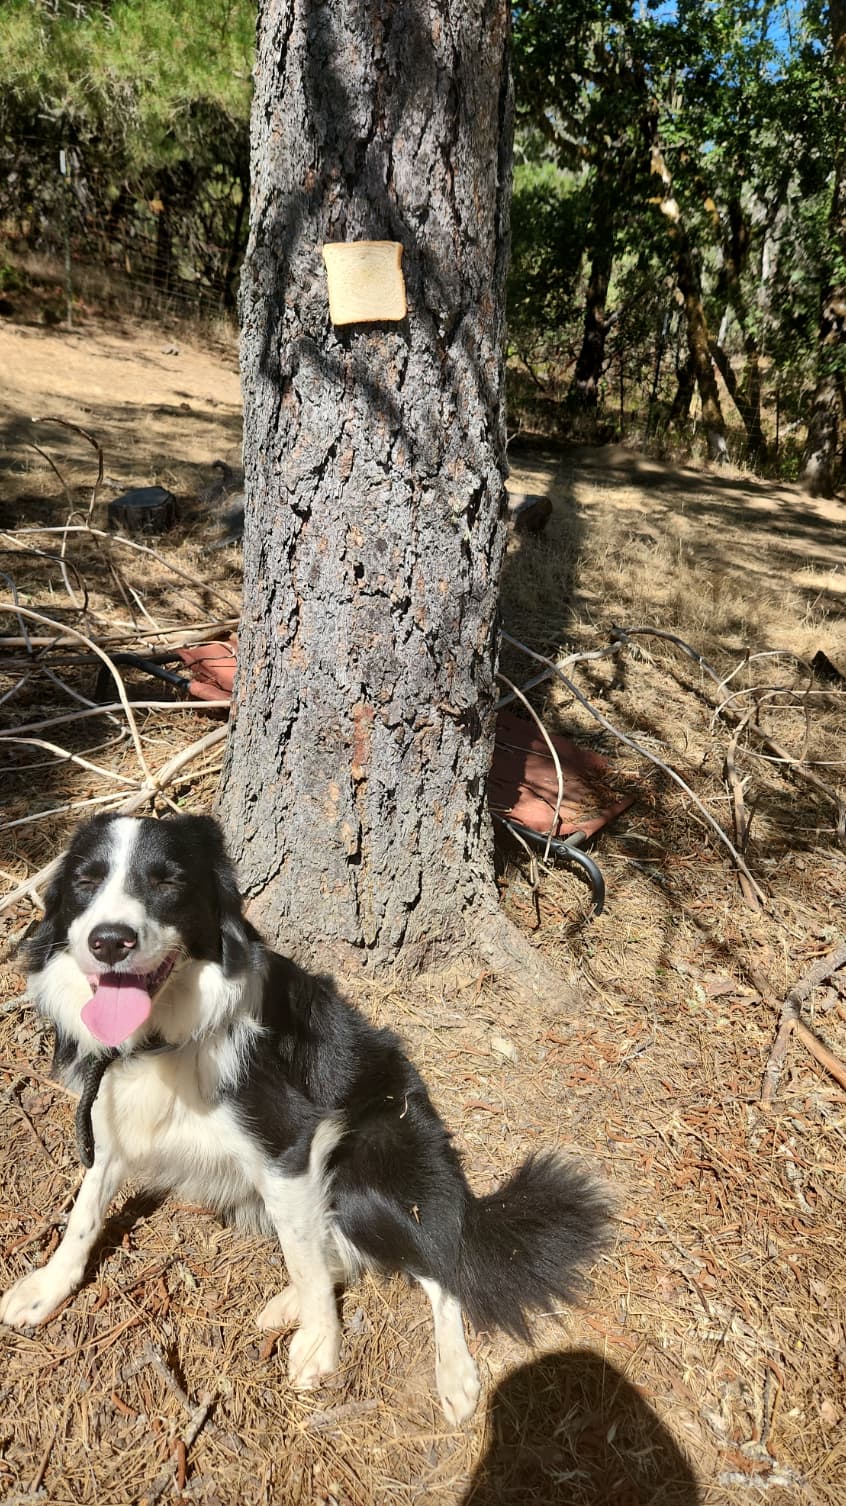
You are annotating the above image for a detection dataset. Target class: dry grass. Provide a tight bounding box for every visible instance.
[2,317,846,1504]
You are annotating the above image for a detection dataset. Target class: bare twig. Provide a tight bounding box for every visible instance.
[136,1348,214,1505]
[2,700,230,739]
[0,725,229,916]
[1,736,139,787]
[0,572,33,651]
[613,623,846,837]
[0,672,32,709]
[114,724,229,816]
[793,1020,846,1093]
[502,630,767,904]
[11,524,240,613]
[0,619,238,649]
[723,711,761,908]
[0,602,154,784]
[0,792,129,832]
[496,670,565,861]
[611,623,723,686]
[761,943,846,1104]
[35,415,104,520]
[494,640,623,711]
[0,536,89,616]
[491,813,541,926]
[28,1424,57,1495]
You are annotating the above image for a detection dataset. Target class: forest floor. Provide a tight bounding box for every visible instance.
[1,309,846,1506]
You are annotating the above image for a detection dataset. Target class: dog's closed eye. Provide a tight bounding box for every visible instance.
[147,867,183,893]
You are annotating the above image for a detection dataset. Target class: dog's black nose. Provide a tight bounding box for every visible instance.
[88,923,138,967]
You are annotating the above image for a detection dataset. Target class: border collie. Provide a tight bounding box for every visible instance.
[1,814,610,1423]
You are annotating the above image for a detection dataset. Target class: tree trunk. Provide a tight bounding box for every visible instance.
[672,225,728,463]
[218,0,514,972]
[801,373,844,496]
[800,1,846,496]
[646,129,728,463]
[568,224,613,412]
[221,179,248,313]
[153,173,176,293]
[713,198,767,466]
[668,350,696,425]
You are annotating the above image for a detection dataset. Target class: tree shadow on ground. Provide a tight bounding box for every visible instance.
[0,403,243,532]
[464,1350,700,1506]
[499,436,587,661]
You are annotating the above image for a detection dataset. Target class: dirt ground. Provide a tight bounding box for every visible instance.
[1,311,846,1506]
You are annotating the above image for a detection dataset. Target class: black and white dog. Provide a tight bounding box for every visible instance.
[0,814,610,1422]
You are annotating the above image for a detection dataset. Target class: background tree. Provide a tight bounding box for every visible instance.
[800,0,846,496]
[217,0,524,976]
[509,0,843,475]
[3,2,843,480]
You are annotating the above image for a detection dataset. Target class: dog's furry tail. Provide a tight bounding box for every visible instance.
[457,1153,612,1339]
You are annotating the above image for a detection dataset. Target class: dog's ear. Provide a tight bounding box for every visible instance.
[187,815,253,977]
[25,853,69,972]
[216,859,253,977]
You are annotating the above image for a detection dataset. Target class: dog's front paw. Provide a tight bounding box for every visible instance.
[287,1322,341,1389]
[0,1266,73,1329]
[436,1348,481,1426]
[256,1286,300,1329]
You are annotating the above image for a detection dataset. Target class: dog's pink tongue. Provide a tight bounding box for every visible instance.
[81,974,152,1047]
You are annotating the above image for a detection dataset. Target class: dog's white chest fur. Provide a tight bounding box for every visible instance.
[95,1051,261,1214]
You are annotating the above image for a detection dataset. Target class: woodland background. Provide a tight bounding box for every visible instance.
[1,0,844,490]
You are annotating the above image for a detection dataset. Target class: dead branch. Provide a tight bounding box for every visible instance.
[502,630,767,905]
[10,524,240,614]
[0,618,239,649]
[610,623,724,686]
[34,415,105,520]
[793,1020,846,1093]
[761,942,846,1104]
[613,623,846,837]
[2,700,230,739]
[0,725,229,917]
[0,601,153,784]
[115,724,229,817]
[0,536,89,616]
[723,711,761,909]
[1,792,130,833]
[2,736,138,787]
[0,571,33,651]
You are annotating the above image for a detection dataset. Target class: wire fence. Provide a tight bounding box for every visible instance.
[1,135,246,324]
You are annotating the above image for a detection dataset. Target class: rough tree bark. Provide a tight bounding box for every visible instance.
[218,0,520,974]
[668,350,696,426]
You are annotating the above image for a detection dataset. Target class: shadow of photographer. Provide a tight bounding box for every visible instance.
[464,1349,700,1506]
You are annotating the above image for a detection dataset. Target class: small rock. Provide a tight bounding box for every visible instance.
[490,1034,517,1062]
[507,491,553,533]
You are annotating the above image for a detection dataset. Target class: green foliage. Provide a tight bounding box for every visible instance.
[1,0,843,473]
[0,1,255,310]
[0,0,253,165]
[510,0,846,470]
[508,158,589,377]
